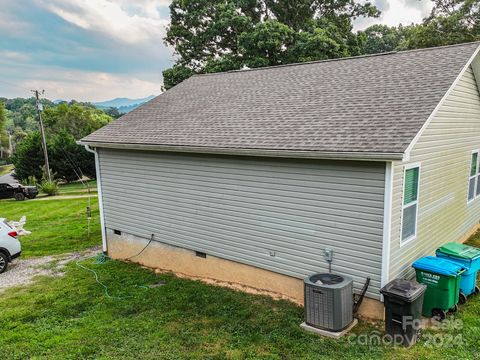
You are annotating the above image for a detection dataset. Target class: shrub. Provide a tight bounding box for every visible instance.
[21,175,38,186]
[39,180,59,196]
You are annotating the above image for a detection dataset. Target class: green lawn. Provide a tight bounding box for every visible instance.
[0,164,14,176]
[1,197,101,257]
[59,180,97,194]
[1,257,479,359]
[0,198,479,358]
[466,229,480,247]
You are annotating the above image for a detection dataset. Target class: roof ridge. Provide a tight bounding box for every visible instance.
[193,52,397,77]
[192,41,480,78]
[392,40,480,55]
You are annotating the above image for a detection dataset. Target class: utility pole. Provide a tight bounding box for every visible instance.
[32,89,51,182]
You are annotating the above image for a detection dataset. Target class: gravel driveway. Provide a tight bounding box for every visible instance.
[0,247,100,293]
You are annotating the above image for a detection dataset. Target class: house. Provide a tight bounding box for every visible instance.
[80,42,480,319]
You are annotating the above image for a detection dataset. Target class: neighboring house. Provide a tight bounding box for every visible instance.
[80,42,480,319]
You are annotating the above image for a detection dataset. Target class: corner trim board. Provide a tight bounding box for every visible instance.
[381,161,393,289]
[84,145,107,253]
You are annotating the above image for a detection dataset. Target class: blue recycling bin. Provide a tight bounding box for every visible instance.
[436,242,480,300]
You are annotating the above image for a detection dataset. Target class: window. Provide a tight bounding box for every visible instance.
[401,165,420,244]
[468,151,480,202]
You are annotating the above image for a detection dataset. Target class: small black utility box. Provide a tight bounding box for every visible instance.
[380,279,426,347]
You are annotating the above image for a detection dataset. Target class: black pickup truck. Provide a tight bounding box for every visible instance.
[0,183,38,201]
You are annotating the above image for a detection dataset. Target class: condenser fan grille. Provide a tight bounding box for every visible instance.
[309,273,344,285]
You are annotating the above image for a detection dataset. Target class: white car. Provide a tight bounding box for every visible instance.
[0,218,21,273]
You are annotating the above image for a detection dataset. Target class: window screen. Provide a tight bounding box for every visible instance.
[402,166,420,243]
[468,152,479,202]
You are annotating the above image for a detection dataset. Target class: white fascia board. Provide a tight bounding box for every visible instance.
[77,141,403,162]
[404,45,480,162]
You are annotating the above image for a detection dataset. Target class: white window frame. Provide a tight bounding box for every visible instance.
[400,163,421,247]
[467,150,480,204]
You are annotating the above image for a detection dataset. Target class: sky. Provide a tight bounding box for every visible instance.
[0,0,432,102]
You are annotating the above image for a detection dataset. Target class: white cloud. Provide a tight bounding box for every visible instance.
[38,0,169,44]
[113,0,171,19]
[381,0,432,26]
[0,11,30,33]
[1,0,438,102]
[0,51,30,62]
[28,69,162,102]
[0,0,171,101]
[355,0,432,30]
[1,62,162,101]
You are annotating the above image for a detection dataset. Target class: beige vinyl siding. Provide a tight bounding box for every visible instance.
[98,149,386,298]
[389,63,480,280]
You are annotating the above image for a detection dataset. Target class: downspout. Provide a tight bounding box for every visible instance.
[380,161,394,293]
[84,145,108,254]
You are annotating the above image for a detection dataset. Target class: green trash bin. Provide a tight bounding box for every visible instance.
[412,256,466,320]
[436,242,480,299]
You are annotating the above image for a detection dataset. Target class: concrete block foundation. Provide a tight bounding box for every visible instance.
[106,229,385,321]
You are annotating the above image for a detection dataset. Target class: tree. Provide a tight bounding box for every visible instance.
[360,24,408,54]
[11,103,112,182]
[11,132,44,181]
[49,130,96,182]
[0,102,10,160]
[42,103,111,139]
[104,107,124,119]
[10,127,27,154]
[163,0,379,89]
[162,65,198,90]
[11,130,97,183]
[400,0,480,50]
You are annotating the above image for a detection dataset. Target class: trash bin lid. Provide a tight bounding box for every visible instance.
[436,242,480,260]
[412,256,465,276]
[380,279,426,302]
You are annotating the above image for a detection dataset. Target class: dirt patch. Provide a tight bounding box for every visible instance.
[0,247,101,293]
[153,267,301,304]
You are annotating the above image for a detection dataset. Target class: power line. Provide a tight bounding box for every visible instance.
[32,89,52,182]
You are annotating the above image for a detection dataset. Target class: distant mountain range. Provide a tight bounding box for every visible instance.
[93,95,156,113]
[52,95,157,113]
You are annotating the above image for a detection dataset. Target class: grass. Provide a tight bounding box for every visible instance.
[35,180,98,198]
[59,180,97,194]
[465,229,480,247]
[0,164,14,177]
[37,180,98,198]
[0,258,479,359]
[0,197,101,257]
[0,197,479,358]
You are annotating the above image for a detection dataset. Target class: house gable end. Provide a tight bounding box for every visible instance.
[388,53,480,282]
[403,45,480,162]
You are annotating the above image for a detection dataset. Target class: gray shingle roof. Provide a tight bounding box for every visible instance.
[81,42,480,157]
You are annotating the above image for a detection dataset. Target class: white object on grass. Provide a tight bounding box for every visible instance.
[7,216,31,236]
